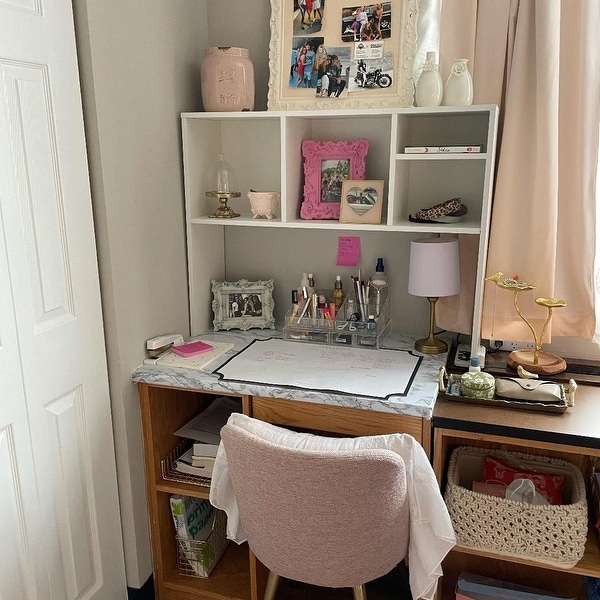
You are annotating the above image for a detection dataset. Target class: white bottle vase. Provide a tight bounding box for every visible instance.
[442,59,473,106]
[415,52,443,107]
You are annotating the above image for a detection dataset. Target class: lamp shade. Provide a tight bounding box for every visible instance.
[408,237,460,297]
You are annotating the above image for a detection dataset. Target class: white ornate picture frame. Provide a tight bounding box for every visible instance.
[267,0,418,110]
[211,279,276,331]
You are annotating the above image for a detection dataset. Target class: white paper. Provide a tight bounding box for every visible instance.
[214,339,421,399]
[174,396,242,444]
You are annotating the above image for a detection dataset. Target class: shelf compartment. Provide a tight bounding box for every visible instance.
[161,440,211,489]
[395,110,492,154]
[438,551,589,600]
[162,541,252,600]
[391,159,486,227]
[182,115,282,221]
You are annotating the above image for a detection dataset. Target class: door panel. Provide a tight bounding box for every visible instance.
[0,0,127,597]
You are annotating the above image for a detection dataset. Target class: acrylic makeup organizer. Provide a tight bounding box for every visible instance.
[283,292,391,349]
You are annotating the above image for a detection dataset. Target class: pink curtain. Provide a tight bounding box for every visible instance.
[437,0,600,344]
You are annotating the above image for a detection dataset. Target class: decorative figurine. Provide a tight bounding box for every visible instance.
[485,272,567,374]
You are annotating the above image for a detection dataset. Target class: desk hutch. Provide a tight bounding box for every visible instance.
[182,105,498,360]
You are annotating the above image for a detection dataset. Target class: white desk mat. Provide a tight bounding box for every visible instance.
[213,338,422,399]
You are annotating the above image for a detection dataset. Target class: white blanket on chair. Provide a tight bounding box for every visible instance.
[210,413,456,600]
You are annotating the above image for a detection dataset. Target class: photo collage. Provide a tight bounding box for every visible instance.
[289,1,393,99]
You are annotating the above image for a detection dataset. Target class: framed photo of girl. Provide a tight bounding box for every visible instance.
[268,0,418,110]
[300,138,369,220]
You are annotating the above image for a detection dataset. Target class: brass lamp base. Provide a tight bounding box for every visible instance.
[414,334,448,354]
[507,349,567,375]
[207,191,241,218]
[414,296,448,354]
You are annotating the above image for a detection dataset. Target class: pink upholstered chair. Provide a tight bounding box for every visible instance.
[220,421,410,600]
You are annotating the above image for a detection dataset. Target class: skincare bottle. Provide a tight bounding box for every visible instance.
[291,289,299,318]
[369,258,388,317]
[346,298,356,319]
[469,357,481,372]
[366,315,377,331]
[308,273,315,295]
[333,275,345,309]
[371,258,387,287]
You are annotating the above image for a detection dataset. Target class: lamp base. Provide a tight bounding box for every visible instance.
[414,334,448,354]
[507,349,567,375]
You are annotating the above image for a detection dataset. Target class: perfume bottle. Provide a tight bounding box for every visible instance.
[333,275,345,309]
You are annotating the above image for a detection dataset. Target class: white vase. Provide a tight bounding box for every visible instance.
[442,59,473,106]
[415,52,443,107]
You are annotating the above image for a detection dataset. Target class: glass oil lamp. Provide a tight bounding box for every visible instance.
[207,153,241,218]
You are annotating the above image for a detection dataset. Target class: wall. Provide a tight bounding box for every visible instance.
[207,0,271,111]
[74,0,208,587]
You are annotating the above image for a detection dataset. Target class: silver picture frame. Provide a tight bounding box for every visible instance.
[211,279,276,331]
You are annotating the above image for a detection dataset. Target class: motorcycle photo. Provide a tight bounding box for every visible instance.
[354,59,392,88]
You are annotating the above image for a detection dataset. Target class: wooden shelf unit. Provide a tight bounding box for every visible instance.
[137,380,432,600]
[432,387,600,600]
[138,383,253,600]
[181,106,498,361]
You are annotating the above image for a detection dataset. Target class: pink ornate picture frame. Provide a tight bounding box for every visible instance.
[300,138,369,220]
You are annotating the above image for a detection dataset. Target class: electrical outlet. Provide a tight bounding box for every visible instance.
[489,339,535,352]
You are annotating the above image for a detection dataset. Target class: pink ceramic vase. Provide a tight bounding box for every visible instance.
[201,47,255,112]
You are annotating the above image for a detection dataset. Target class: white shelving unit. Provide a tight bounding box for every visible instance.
[182,105,498,356]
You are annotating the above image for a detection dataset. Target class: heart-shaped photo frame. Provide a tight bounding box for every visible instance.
[339,179,384,224]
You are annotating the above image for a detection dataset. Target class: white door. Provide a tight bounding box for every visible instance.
[0,0,127,598]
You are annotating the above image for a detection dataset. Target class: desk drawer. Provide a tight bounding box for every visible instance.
[250,395,430,455]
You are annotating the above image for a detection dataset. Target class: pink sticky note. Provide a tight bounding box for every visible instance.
[171,340,213,357]
[337,236,360,266]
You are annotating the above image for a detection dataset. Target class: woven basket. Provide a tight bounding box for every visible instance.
[444,446,588,568]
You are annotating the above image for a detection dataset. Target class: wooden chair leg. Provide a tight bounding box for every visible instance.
[263,570,281,600]
[353,584,367,600]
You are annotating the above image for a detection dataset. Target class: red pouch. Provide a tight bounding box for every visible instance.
[483,455,565,505]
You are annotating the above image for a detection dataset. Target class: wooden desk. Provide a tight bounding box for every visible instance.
[134,352,433,600]
[433,385,600,600]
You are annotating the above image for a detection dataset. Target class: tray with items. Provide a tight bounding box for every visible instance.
[438,366,577,414]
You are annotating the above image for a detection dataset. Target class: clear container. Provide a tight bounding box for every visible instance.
[283,291,391,349]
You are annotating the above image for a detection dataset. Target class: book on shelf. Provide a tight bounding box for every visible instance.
[404,145,481,154]
[456,572,575,600]
[174,396,242,445]
[193,442,219,459]
[175,447,216,478]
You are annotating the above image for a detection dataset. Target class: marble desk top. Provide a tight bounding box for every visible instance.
[131,330,448,420]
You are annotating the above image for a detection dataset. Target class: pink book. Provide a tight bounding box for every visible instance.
[170,340,213,357]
